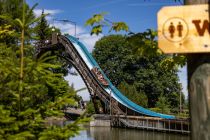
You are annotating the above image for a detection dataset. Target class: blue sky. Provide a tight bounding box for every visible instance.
[27,0,187,100]
[27,0,183,33]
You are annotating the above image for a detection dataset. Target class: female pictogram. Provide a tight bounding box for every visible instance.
[177,22,183,37]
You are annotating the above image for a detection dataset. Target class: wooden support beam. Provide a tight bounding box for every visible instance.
[52,33,58,45]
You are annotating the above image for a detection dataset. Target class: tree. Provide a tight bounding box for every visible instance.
[93,35,131,86]
[34,9,61,41]
[35,9,51,41]
[118,81,148,107]
[0,41,88,139]
[33,9,72,76]
[86,101,95,115]
[155,93,170,114]
[0,1,88,139]
[92,33,184,109]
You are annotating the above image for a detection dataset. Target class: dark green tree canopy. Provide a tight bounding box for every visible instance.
[92,32,184,109]
[35,9,51,41]
[118,81,148,107]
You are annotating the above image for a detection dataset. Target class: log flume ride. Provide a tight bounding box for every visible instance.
[37,33,175,119]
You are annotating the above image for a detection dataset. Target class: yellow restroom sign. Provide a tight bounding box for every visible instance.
[158,4,210,53]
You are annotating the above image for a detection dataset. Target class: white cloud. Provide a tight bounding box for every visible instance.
[79,34,103,52]
[51,22,103,51]
[34,9,62,17]
[52,22,85,36]
[51,22,102,52]
[34,9,63,21]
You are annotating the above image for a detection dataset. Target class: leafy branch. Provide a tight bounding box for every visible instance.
[85,12,129,35]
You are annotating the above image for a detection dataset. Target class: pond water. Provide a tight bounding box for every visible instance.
[70,126,190,140]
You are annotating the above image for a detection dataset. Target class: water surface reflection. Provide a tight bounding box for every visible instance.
[71,126,190,140]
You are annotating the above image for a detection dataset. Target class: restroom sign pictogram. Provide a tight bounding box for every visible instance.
[158,4,210,53]
[163,17,188,42]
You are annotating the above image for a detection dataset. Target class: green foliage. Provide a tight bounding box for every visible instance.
[38,117,90,140]
[33,9,70,76]
[127,29,160,57]
[0,1,38,46]
[85,12,108,35]
[0,0,25,44]
[0,24,14,39]
[86,12,129,35]
[118,81,148,107]
[176,112,189,118]
[90,25,103,35]
[0,1,86,139]
[34,9,61,41]
[160,54,186,71]
[85,101,96,115]
[93,35,131,86]
[86,12,108,26]
[111,22,129,32]
[0,42,85,139]
[86,12,186,70]
[92,32,184,109]
[0,0,24,22]
[94,99,103,113]
[155,93,171,114]
[34,9,51,41]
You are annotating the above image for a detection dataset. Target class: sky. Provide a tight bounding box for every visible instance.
[27,0,187,101]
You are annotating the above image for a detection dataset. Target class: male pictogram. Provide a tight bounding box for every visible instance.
[177,22,183,37]
[168,22,175,38]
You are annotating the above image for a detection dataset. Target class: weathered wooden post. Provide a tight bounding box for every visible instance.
[184,0,210,140]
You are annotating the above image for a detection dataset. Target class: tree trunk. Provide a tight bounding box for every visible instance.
[19,28,24,112]
[19,0,25,112]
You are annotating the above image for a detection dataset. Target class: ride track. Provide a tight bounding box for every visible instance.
[37,33,175,119]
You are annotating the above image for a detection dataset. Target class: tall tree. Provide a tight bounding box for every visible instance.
[155,93,171,114]
[93,35,131,86]
[35,9,51,41]
[0,1,88,139]
[92,33,184,109]
[34,13,72,76]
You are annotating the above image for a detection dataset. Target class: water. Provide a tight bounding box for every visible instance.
[71,126,190,140]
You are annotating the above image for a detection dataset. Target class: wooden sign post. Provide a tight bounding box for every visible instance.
[158,1,210,140]
[186,1,210,140]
